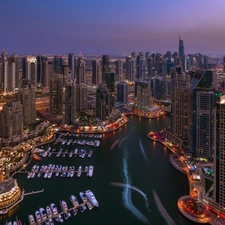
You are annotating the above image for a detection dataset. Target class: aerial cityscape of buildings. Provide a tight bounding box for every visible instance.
[1,33,225,224]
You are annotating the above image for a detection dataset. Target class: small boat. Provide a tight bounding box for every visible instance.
[28,214,36,225]
[88,166,94,177]
[70,195,79,207]
[35,211,41,224]
[85,190,99,207]
[79,192,87,203]
[50,203,58,216]
[33,154,42,161]
[61,200,68,212]
[39,207,47,221]
[46,206,52,219]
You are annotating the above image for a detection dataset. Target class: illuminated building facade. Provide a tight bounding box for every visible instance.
[0,178,21,210]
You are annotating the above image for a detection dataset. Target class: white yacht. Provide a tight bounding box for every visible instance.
[13,222,17,225]
[77,166,82,177]
[46,206,52,219]
[85,190,99,207]
[35,211,42,224]
[70,195,79,207]
[61,200,68,212]
[28,215,36,225]
[49,218,54,225]
[47,171,52,179]
[39,207,47,221]
[79,192,87,203]
[50,203,58,216]
[88,166,94,177]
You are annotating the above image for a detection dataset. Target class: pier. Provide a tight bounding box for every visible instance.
[24,189,44,196]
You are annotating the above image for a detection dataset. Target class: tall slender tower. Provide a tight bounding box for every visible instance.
[102,55,110,83]
[49,73,64,115]
[115,60,123,82]
[68,53,76,80]
[92,59,101,85]
[179,35,185,70]
[0,50,8,93]
[76,55,85,84]
[22,56,37,88]
[223,56,225,74]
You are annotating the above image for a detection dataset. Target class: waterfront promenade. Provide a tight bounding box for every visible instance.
[147,132,213,224]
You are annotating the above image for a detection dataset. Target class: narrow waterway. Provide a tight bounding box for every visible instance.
[1,115,202,225]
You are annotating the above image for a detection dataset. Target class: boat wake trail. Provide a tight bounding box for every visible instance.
[119,135,130,148]
[121,145,150,224]
[110,138,120,151]
[139,139,149,164]
[110,182,151,212]
[153,190,176,225]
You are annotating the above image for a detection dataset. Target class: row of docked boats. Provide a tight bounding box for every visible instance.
[5,220,22,225]
[58,138,100,147]
[40,147,93,159]
[28,190,98,225]
[58,133,102,138]
[27,165,94,179]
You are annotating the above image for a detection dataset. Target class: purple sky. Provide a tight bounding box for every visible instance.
[1,0,225,55]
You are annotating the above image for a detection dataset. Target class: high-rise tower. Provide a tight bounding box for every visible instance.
[49,73,64,116]
[68,53,76,80]
[76,55,85,84]
[16,80,36,126]
[102,55,110,83]
[189,69,214,158]
[92,59,101,85]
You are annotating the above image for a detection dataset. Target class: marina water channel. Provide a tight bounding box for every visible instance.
[1,115,202,225]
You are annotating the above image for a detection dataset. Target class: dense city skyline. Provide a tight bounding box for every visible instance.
[2,0,225,55]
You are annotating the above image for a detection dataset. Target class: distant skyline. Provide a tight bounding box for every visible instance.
[1,0,225,55]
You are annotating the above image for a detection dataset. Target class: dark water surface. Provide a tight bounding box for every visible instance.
[1,115,201,225]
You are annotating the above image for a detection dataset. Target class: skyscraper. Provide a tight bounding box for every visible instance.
[223,56,225,74]
[37,55,46,86]
[115,60,123,82]
[22,56,37,88]
[0,100,23,138]
[135,81,151,110]
[68,53,76,80]
[64,81,77,125]
[53,56,63,74]
[3,61,15,93]
[76,55,85,84]
[104,72,115,110]
[179,35,185,70]
[189,69,214,158]
[102,55,109,82]
[127,58,136,82]
[0,50,8,93]
[179,35,184,58]
[117,82,128,104]
[8,54,20,89]
[171,73,190,143]
[49,73,64,116]
[214,95,225,212]
[96,83,111,121]
[92,59,101,85]
[16,80,36,126]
